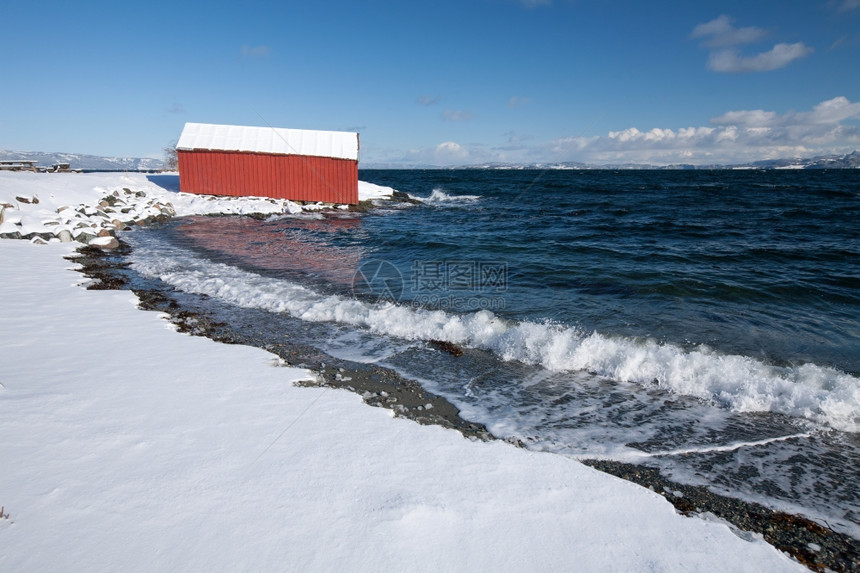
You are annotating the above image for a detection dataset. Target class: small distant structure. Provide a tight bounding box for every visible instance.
[0,160,81,173]
[45,162,82,173]
[0,160,38,172]
[175,122,360,204]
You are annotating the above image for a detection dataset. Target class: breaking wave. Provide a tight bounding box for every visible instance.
[131,244,860,433]
[413,188,482,205]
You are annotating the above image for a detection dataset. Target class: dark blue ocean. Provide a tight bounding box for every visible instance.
[127,169,860,537]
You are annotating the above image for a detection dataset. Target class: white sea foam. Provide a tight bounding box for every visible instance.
[131,244,860,433]
[413,188,482,205]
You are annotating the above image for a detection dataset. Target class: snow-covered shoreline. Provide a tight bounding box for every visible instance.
[0,172,396,246]
[0,173,804,571]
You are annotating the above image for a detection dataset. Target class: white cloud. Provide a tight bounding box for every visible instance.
[545,96,860,165]
[241,45,270,58]
[690,15,767,48]
[441,110,473,122]
[711,97,860,127]
[838,0,860,11]
[678,126,716,139]
[806,96,860,123]
[708,42,813,73]
[692,16,812,73]
[436,141,468,157]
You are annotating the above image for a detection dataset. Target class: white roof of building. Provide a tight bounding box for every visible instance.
[176,122,359,161]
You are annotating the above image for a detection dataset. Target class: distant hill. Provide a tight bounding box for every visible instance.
[364,150,860,170]
[0,150,163,171]
[754,150,860,169]
[474,151,860,170]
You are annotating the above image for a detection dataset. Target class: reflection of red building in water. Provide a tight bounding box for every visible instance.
[177,216,364,287]
[176,122,359,204]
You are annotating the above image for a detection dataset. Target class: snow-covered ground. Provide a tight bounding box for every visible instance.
[0,173,804,571]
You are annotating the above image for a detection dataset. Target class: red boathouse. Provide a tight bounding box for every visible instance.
[176,122,360,204]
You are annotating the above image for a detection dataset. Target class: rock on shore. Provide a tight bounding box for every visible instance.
[0,188,174,248]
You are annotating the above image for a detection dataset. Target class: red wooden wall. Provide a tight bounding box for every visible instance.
[177,150,359,204]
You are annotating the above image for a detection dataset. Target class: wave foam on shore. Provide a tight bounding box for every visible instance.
[130,239,860,433]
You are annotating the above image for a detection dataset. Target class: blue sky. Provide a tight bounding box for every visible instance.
[2,0,859,166]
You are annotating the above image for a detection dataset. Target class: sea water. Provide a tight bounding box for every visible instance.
[126,169,860,537]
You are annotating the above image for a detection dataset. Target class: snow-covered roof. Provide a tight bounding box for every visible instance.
[176,122,359,161]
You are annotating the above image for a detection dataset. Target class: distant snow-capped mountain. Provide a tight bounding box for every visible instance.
[0,150,164,171]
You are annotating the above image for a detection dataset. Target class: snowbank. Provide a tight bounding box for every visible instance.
[0,173,803,572]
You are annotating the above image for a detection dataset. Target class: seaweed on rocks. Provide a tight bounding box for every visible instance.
[65,243,133,290]
[430,339,465,357]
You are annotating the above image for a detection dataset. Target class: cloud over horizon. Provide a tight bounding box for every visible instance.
[547,96,860,164]
[366,96,860,167]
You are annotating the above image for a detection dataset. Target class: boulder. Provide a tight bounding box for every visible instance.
[89,236,119,250]
[100,194,119,206]
[73,228,97,244]
[57,230,74,243]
